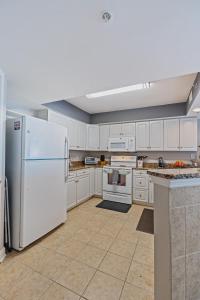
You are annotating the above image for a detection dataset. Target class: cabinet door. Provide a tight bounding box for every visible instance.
[164,119,179,151]
[89,168,95,196]
[77,176,90,203]
[100,125,110,151]
[66,180,77,210]
[121,123,136,137]
[180,118,197,151]
[87,125,100,150]
[109,124,122,137]
[95,168,103,196]
[133,188,148,203]
[136,122,150,150]
[78,122,86,150]
[149,120,164,151]
[66,118,78,149]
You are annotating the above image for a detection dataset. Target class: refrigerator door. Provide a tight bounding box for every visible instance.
[20,159,67,248]
[23,116,68,159]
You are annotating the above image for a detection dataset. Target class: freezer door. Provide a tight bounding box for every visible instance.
[23,116,68,159]
[20,159,67,248]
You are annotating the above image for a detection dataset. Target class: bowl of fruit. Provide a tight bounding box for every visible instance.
[174,160,185,168]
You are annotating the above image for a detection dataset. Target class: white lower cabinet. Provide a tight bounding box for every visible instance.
[95,168,103,196]
[133,170,154,205]
[89,168,95,196]
[133,188,149,203]
[66,170,90,210]
[77,175,90,204]
[66,167,102,210]
[66,180,77,210]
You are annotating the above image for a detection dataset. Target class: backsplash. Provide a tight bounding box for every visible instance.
[69,150,197,164]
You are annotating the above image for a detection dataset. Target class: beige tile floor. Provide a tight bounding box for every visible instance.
[0,197,154,300]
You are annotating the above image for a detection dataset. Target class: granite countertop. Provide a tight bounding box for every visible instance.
[69,161,197,173]
[147,168,200,179]
[69,164,105,171]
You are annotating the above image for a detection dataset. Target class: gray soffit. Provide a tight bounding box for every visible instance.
[44,100,90,123]
[90,102,187,124]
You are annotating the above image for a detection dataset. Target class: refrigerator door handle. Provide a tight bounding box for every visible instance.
[64,159,69,183]
[64,137,69,159]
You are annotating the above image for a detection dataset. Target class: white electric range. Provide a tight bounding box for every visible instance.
[103,156,137,204]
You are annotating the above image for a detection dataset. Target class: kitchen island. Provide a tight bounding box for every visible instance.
[148,168,200,300]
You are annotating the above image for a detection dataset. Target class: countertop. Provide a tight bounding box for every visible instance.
[69,164,105,171]
[147,168,200,179]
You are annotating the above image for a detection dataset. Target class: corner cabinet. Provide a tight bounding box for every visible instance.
[87,125,100,150]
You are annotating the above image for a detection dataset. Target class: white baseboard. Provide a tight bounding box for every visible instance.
[0,247,6,263]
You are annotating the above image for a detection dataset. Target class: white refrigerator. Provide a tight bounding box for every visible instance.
[6,116,68,250]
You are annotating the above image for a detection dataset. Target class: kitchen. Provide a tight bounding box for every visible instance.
[1,2,200,300]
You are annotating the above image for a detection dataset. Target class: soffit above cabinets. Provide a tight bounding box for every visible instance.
[66,74,196,113]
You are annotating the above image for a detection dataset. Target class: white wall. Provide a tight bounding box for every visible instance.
[0,71,6,261]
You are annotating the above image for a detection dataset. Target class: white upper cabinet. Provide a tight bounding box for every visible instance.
[66,118,78,149]
[121,123,136,137]
[164,119,180,151]
[149,120,164,151]
[99,125,110,151]
[77,122,87,150]
[136,122,150,150]
[180,118,197,151]
[110,123,135,137]
[87,125,100,150]
[109,124,122,137]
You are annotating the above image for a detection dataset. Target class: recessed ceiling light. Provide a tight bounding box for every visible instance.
[192,107,200,113]
[86,83,151,99]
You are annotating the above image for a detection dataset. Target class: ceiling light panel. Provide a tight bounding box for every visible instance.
[86,83,151,99]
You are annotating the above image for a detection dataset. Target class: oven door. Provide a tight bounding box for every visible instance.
[103,168,132,194]
[108,138,129,152]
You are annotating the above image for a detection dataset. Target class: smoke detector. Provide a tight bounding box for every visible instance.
[102,11,112,23]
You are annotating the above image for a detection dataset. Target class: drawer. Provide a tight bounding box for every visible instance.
[133,188,148,202]
[77,169,90,177]
[133,175,149,189]
[133,170,147,175]
[68,171,76,180]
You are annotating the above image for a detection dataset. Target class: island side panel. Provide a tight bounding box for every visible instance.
[170,185,200,300]
[154,183,171,300]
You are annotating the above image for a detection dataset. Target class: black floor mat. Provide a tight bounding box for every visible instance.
[96,200,131,213]
[136,208,154,234]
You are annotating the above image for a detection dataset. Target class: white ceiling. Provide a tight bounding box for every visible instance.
[0,1,200,111]
[66,74,196,113]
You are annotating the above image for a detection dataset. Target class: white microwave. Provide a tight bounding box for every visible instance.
[108,137,136,152]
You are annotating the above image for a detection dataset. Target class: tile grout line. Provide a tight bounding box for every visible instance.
[118,232,140,300]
